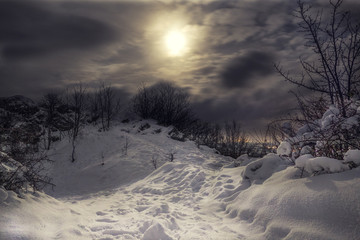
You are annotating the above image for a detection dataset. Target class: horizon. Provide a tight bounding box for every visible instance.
[2,0,360,130]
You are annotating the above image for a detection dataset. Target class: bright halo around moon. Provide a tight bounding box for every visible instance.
[165,30,187,56]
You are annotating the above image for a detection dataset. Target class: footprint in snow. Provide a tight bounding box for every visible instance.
[96,211,108,216]
[135,206,149,212]
[70,209,81,215]
[90,225,113,232]
[96,218,118,223]
[103,229,135,236]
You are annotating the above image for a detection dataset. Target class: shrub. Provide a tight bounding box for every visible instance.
[132,82,194,130]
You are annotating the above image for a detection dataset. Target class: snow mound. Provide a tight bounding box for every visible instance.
[276,141,291,156]
[295,154,313,168]
[220,163,360,240]
[45,122,193,197]
[242,153,288,182]
[142,222,172,240]
[233,154,254,167]
[344,149,360,165]
[295,156,349,174]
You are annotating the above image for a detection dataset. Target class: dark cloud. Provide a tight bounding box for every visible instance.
[220,51,275,88]
[0,2,116,61]
[1,0,359,130]
[192,83,300,130]
[212,41,243,55]
[191,66,216,76]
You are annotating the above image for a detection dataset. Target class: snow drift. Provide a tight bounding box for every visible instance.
[1,121,359,240]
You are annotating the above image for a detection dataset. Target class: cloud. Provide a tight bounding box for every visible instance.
[0,2,116,61]
[1,0,358,131]
[220,51,275,88]
[191,82,300,130]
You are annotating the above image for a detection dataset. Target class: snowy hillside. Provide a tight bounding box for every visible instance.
[1,121,360,240]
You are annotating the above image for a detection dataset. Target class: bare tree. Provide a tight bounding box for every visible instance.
[89,92,100,125]
[123,136,130,156]
[97,81,121,131]
[133,82,153,120]
[39,93,63,150]
[275,0,360,117]
[66,83,87,162]
[151,155,158,169]
[165,149,176,162]
[221,120,248,158]
[274,0,360,159]
[0,127,54,193]
[132,81,194,130]
[188,120,223,150]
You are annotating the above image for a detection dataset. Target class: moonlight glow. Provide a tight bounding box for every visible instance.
[165,30,186,56]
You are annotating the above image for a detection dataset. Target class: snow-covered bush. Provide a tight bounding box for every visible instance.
[272,102,360,162]
[295,154,349,175]
[242,153,288,183]
[343,149,360,168]
[276,141,292,156]
[0,152,26,191]
[269,102,360,176]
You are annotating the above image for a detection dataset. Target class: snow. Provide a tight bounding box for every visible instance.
[0,187,7,203]
[344,149,360,165]
[242,153,288,183]
[295,155,350,174]
[276,141,292,156]
[1,121,360,240]
[295,153,313,169]
[342,115,359,129]
[300,145,312,155]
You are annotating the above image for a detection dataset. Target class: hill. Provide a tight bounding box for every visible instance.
[1,121,359,240]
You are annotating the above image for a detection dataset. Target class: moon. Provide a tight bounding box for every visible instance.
[165,30,186,56]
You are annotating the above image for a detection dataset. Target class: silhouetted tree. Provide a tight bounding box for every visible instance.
[66,83,87,162]
[275,0,360,117]
[274,0,360,159]
[97,82,121,131]
[221,121,248,158]
[39,93,63,150]
[132,81,194,130]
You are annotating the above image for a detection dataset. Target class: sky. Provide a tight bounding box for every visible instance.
[1,0,360,130]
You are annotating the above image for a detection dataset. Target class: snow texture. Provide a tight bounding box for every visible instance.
[1,121,359,240]
[344,149,360,165]
[296,155,350,174]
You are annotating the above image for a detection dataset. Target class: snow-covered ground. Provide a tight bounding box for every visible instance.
[1,121,360,240]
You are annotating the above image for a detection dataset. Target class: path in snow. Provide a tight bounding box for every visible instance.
[38,122,252,239]
[57,158,253,239]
